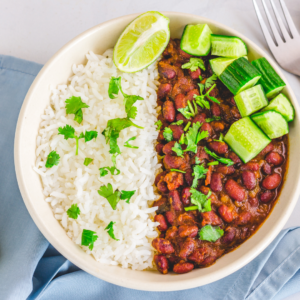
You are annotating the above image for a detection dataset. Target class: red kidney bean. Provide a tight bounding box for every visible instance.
[154,214,168,231]
[178,238,196,259]
[169,190,182,211]
[215,164,235,175]
[156,143,164,155]
[260,143,274,156]
[157,130,165,142]
[155,171,166,186]
[163,100,175,122]
[262,173,281,190]
[211,102,221,117]
[178,225,198,238]
[159,233,165,238]
[196,146,209,161]
[165,211,176,225]
[178,47,192,59]
[249,197,259,207]
[176,112,190,123]
[225,179,245,202]
[207,87,218,97]
[201,211,222,227]
[241,162,260,171]
[173,262,194,274]
[169,125,184,140]
[152,238,175,254]
[222,227,236,244]
[163,154,189,170]
[165,226,178,240]
[228,151,242,164]
[162,141,176,155]
[210,172,223,192]
[184,168,194,187]
[192,113,206,124]
[201,122,212,137]
[199,255,217,266]
[236,211,251,225]
[174,93,187,109]
[231,107,241,119]
[218,205,233,223]
[157,83,172,100]
[188,247,208,264]
[260,191,274,203]
[181,187,191,206]
[186,89,200,102]
[262,162,272,175]
[158,62,176,79]
[153,196,167,208]
[211,121,225,132]
[208,141,228,155]
[154,254,169,274]
[157,180,168,193]
[164,172,184,191]
[188,67,201,79]
[242,171,256,190]
[229,97,237,106]
[266,152,283,166]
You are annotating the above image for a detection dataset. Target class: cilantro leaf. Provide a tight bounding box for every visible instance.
[205,74,218,90]
[184,121,191,132]
[170,169,186,173]
[108,76,122,99]
[163,127,173,142]
[199,225,224,242]
[195,157,201,165]
[45,150,60,168]
[99,153,120,177]
[207,161,219,166]
[190,189,211,212]
[204,147,234,166]
[124,95,144,119]
[194,94,210,109]
[182,58,206,72]
[205,116,221,123]
[192,164,208,188]
[81,229,98,250]
[65,96,89,124]
[171,120,184,125]
[196,130,209,143]
[172,142,183,157]
[155,120,163,131]
[178,107,194,119]
[58,124,76,140]
[98,183,122,210]
[84,157,93,166]
[67,203,81,219]
[214,133,224,142]
[105,221,119,241]
[179,133,185,144]
[207,95,220,105]
[124,137,138,149]
[84,130,98,142]
[184,122,202,153]
[120,190,136,203]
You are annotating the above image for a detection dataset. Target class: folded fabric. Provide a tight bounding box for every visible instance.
[0,55,300,300]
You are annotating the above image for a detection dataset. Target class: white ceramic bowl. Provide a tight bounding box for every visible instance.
[15,12,300,291]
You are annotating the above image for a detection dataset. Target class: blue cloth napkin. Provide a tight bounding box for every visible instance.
[1,54,300,300]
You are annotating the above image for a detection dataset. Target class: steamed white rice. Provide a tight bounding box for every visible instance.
[34,49,161,270]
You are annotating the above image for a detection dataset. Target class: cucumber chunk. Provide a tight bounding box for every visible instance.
[209,56,248,76]
[224,117,271,163]
[252,57,286,99]
[234,84,268,117]
[219,57,261,95]
[262,93,294,122]
[180,24,212,56]
[211,34,248,57]
[251,110,289,139]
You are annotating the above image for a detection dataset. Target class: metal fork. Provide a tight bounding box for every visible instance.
[252,0,300,76]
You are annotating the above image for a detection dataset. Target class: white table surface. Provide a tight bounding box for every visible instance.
[1,0,300,299]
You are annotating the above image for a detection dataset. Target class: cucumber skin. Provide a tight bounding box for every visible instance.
[180,24,212,56]
[252,58,286,99]
[219,57,262,95]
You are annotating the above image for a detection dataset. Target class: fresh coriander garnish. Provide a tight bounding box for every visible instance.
[190,189,211,212]
[163,127,173,142]
[58,125,97,155]
[45,150,60,168]
[205,116,221,123]
[184,206,198,211]
[66,203,81,219]
[192,164,208,188]
[181,58,206,72]
[194,83,220,110]
[105,221,119,241]
[65,96,89,124]
[124,137,138,149]
[172,142,184,158]
[178,100,198,119]
[171,120,184,125]
[170,169,186,173]
[204,146,234,166]
[81,229,98,250]
[205,73,218,89]
[98,183,135,209]
[108,76,122,99]
[195,157,201,164]
[214,133,224,142]
[184,122,209,154]
[184,121,191,132]
[155,120,163,131]
[99,153,120,177]
[179,133,185,144]
[207,161,219,166]
[199,225,224,242]
[84,158,93,166]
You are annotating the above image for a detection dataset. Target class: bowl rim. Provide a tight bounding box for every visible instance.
[14,11,300,291]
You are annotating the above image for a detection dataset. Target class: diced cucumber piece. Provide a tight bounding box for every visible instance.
[224,117,271,163]
[251,111,289,139]
[234,84,268,117]
[252,57,286,99]
[180,24,212,56]
[219,57,261,95]
[209,56,248,76]
[211,34,248,57]
[262,93,294,122]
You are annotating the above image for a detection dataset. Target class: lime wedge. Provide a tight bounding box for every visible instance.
[113,11,170,73]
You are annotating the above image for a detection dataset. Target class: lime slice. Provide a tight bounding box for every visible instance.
[113,11,170,73]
